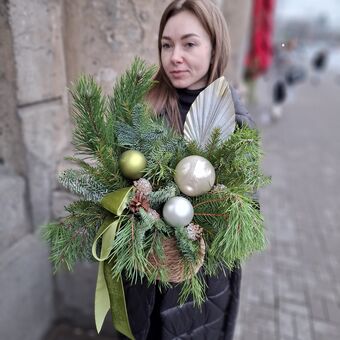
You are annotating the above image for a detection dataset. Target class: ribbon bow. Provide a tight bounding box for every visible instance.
[92,187,135,339]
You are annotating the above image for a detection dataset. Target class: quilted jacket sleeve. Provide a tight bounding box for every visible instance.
[230,86,256,129]
[230,86,260,205]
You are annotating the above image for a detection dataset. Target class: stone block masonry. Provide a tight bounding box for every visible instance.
[0,233,55,340]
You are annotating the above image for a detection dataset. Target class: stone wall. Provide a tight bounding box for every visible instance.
[0,1,251,338]
[222,0,253,87]
[0,0,68,339]
[63,0,166,94]
[0,1,25,175]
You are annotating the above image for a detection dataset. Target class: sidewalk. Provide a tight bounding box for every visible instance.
[234,71,340,340]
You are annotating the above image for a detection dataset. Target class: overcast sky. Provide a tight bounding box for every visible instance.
[276,0,340,28]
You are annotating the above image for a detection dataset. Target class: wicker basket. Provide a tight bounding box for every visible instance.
[148,237,206,283]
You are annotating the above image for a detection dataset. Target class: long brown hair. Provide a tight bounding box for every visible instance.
[147,0,231,132]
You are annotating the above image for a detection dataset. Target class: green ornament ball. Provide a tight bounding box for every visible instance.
[119,150,147,179]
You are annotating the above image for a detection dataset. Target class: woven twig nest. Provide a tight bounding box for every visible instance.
[148,237,206,283]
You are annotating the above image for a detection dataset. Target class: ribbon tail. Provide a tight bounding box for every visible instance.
[92,217,118,262]
[94,262,110,333]
[104,261,135,340]
[93,187,134,337]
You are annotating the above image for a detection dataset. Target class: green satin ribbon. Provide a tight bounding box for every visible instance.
[92,187,135,339]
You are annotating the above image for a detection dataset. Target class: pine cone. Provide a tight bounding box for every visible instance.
[186,223,203,241]
[211,184,226,193]
[133,178,153,195]
[129,191,150,213]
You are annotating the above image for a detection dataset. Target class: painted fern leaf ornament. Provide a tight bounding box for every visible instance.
[183,76,236,148]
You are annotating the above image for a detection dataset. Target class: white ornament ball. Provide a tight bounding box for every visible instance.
[162,196,194,227]
[174,155,216,197]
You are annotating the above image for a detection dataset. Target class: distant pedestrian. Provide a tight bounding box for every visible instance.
[271,79,286,120]
[311,49,328,85]
[269,42,293,121]
[312,50,328,72]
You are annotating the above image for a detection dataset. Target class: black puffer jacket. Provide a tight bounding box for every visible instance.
[118,87,255,340]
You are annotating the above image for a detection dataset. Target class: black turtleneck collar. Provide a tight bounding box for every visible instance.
[176,87,206,127]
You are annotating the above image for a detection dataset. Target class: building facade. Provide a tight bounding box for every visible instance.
[0,1,251,339]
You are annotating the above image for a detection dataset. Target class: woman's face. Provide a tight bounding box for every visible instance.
[161,10,213,90]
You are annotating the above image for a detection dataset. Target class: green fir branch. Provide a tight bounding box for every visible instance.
[148,183,178,210]
[174,226,200,263]
[212,126,270,191]
[58,169,109,202]
[64,154,128,193]
[144,150,175,186]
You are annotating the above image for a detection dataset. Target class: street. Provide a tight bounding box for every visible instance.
[234,67,340,340]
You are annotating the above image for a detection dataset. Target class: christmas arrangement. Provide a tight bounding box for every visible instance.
[42,58,270,339]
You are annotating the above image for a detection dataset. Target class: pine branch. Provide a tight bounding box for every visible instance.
[146,233,169,284]
[192,191,230,233]
[111,215,153,283]
[108,57,157,125]
[42,200,106,272]
[70,75,108,157]
[209,192,267,268]
[202,248,222,276]
[178,270,206,306]
[69,78,129,190]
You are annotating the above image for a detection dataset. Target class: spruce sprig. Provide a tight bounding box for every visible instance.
[175,226,200,263]
[62,156,128,194]
[213,126,270,191]
[116,102,186,187]
[58,169,109,202]
[148,184,178,210]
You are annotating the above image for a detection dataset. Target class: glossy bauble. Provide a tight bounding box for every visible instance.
[174,155,215,196]
[119,150,147,179]
[162,196,194,227]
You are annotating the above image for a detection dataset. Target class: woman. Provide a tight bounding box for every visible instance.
[120,1,255,339]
